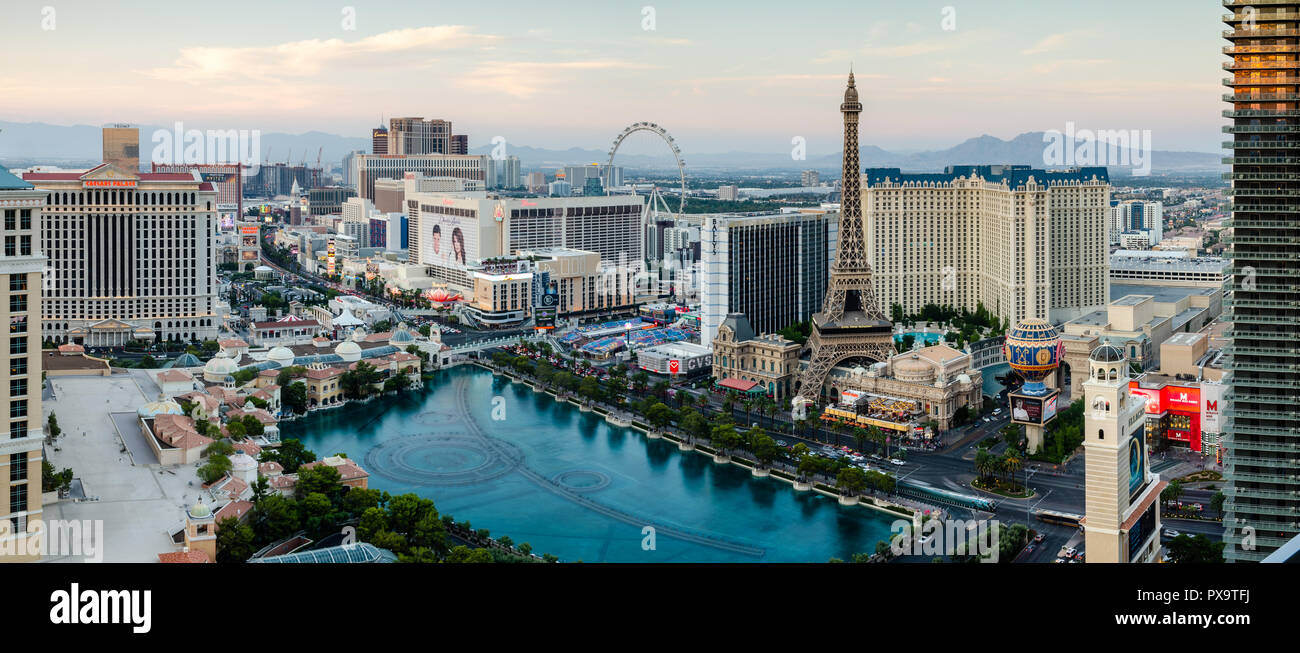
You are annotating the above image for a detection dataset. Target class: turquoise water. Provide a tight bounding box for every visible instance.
[283,366,898,562]
[981,363,1013,398]
[894,331,943,345]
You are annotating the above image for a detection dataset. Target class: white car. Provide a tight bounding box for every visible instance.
[889,459,905,466]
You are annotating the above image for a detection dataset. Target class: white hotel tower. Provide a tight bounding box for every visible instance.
[24,164,219,346]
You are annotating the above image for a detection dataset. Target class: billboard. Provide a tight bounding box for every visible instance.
[1128,425,1148,502]
[840,389,865,406]
[1129,385,1163,414]
[1201,383,1225,433]
[534,291,559,330]
[1010,395,1043,424]
[419,205,479,269]
[1009,389,1059,425]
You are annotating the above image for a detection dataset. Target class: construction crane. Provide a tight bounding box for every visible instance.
[316,146,322,169]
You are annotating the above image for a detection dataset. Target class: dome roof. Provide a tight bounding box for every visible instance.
[350,326,368,342]
[230,453,257,471]
[188,500,211,520]
[203,352,239,376]
[1090,344,1126,363]
[894,356,935,382]
[267,346,296,365]
[956,373,972,385]
[389,329,415,344]
[336,340,362,361]
[138,398,183,418]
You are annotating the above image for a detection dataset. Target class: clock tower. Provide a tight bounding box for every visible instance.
[1083,345,1165,563]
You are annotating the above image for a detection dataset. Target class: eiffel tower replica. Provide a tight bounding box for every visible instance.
[795,71,895,405]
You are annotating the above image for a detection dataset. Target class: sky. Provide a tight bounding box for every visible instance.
[0,0,1228,157]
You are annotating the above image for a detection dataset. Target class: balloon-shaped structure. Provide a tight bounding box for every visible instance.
[1003,318,1064,396]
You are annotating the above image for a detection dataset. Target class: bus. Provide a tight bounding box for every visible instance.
[1035,510,1083,528]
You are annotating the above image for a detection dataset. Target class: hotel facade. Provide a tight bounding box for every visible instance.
[25,164,220,345]
[1221,0,1300,562]
[0,169,45,561]
[862,165,1111,327]
[408,192,645,291]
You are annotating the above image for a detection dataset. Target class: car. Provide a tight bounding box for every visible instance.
[1033,533,1045,543]
[889,459,905,466]
[1065,547,1078,557]
[1053,558,1066,563]
[1162,529,1180,539]
[993,408,1002,415]
[1025,544,1035,554]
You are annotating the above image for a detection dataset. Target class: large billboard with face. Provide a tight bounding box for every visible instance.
[1009,389,1058,425]
[419,201,479,269]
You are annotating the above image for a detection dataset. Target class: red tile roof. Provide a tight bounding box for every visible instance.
[718,377,760,392]
[158,550,213,563]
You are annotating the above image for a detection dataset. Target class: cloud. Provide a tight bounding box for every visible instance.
[146,26,496,83]
[454,60,656,98]
[1022,31,1093,55]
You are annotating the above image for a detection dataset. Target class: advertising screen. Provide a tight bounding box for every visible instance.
[1201,383,1225,433]
[419,205,479,269]
[1009,394,1044,425]
[1129,384,1163,414]
[1128,424,1148,501]
[840,389,864,406]
[1042,393,1059,422]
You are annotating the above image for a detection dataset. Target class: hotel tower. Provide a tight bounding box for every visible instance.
[1222,0,1300,562]
[0,169,45,561]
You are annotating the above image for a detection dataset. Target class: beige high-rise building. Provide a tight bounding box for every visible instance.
[0,169,45,562]
[388,117,451,155]
[1082,344,1164,564]
[863,165,1111,327]
[102,124,140,173]
[24,165,219,346]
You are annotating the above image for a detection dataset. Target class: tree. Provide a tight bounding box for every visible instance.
[446,545,494,563]
[1162,480,1184,508]
[1165,534,1225,564]
[47,413,61,439]
[749,429,779,468]
[283,381,308,414]
[261,438,316,473]
[579,375,602,404]
[225,420,247,441]
[644,402,672,431]
[996,523,1029,562]
[203,440,235,458]
[215,518,256,563]
[252,494,300,544]
[679,409,707,444]
[242,414,266,437]
[710,423,741,457]
[836,467,867,497]
[197,454,232,484]
[295,463,343,499]
[1211,490,1226,513]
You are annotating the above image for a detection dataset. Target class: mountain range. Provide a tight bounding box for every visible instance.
[0,120,1221,174]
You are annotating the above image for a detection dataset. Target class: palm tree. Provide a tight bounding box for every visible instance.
[852,427,868,453]
[974,448,995,482]
[1002,454,1023,490]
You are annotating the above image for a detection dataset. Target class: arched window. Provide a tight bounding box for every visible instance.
[1097,429,1104,440]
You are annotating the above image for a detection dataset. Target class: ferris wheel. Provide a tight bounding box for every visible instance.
[605,122,687,217]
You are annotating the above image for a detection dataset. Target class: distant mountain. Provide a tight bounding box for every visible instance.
[0,120,1220,174]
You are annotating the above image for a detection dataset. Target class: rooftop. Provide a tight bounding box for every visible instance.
[864,164,1110,189]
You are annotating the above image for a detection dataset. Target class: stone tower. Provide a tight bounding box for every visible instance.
[1083,345,1163,563]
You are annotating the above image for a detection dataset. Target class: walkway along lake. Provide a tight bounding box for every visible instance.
[283,365,899,562]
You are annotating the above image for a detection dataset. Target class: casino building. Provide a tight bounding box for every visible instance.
[24,164,220,345]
